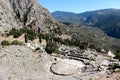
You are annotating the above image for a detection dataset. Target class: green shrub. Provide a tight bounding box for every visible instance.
[45,41,58,54]
[24,33,28,43]
[45,34,50,42]
[115,51,120,60]
[39,33,46,39]
[79,42,87,49]
[9,28,16,35]
[1,40,10,46]
[61,39,71,46]
[8,28,25,38]
[38,34,42,43]
[53,37,62,43]
[19,28,25,33]
[53,26,64,35]
[13,32,22,38]
[1,40,23,46]
[27,30,36,41]
[38,33,53,42]
[73,40,80,47]
[11,40,23,45]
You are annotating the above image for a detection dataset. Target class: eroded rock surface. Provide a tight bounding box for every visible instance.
[0,0,57,33]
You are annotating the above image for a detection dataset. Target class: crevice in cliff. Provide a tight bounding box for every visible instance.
[23,4,33,25]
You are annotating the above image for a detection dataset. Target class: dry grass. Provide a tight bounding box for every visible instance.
[56,34,71,40]
[0,34,25,43]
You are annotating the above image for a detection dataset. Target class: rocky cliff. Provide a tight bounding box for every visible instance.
[0,0,57,33]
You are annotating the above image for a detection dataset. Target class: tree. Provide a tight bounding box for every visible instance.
[115,51,120,60]
[13,31,22,38]
[53,37,62,44]
[45,41,58,54]
[79,42,87,50]
[24,33,28,43]
[45,34,50,42]
[27,30,36,41]
[1,40,10,46]
[38,35,42,43]
[8,28,25,38]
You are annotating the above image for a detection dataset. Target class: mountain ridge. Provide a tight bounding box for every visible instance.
[52,8,120,38]
[52,8,120,23]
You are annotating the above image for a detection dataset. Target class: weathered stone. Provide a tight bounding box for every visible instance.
[0,0,57,34]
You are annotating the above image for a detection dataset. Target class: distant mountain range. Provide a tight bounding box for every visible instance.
[52,11,84,24]
[52,9,120,38]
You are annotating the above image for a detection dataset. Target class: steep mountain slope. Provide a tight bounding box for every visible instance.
[85,9,120,38]
[1,0,120,52]
[0,0,58,33]
[66,24,120,52]
[85,9,120,24]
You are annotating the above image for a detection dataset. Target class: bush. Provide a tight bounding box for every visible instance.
[11,40,23,45]
[39,33,46,39]
[53,37,62,43]
[24,33,28,43]
[38,33,53,42]
[38,34,42,43]
[1,40,23,47]
[61,39,71,46]
[19,28,25,33]
[115,51,120,60]
[45,34,50,42]
[1,40,10,46]
[45,41,58,54]
[13,32,22,38]
[27,30,36,41]
[8,28,25,38]
[79,42,87,49]
[73,40,80,47]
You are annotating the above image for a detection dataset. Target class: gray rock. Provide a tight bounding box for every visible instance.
[0,0,58,33]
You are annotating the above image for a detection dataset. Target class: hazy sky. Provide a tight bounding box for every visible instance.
[38,0,120,13]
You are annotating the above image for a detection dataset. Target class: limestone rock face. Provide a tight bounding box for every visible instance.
[0,0,18,33]
[0,0,57,33]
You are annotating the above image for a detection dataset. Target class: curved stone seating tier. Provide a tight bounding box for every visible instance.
[50,58,85,76]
